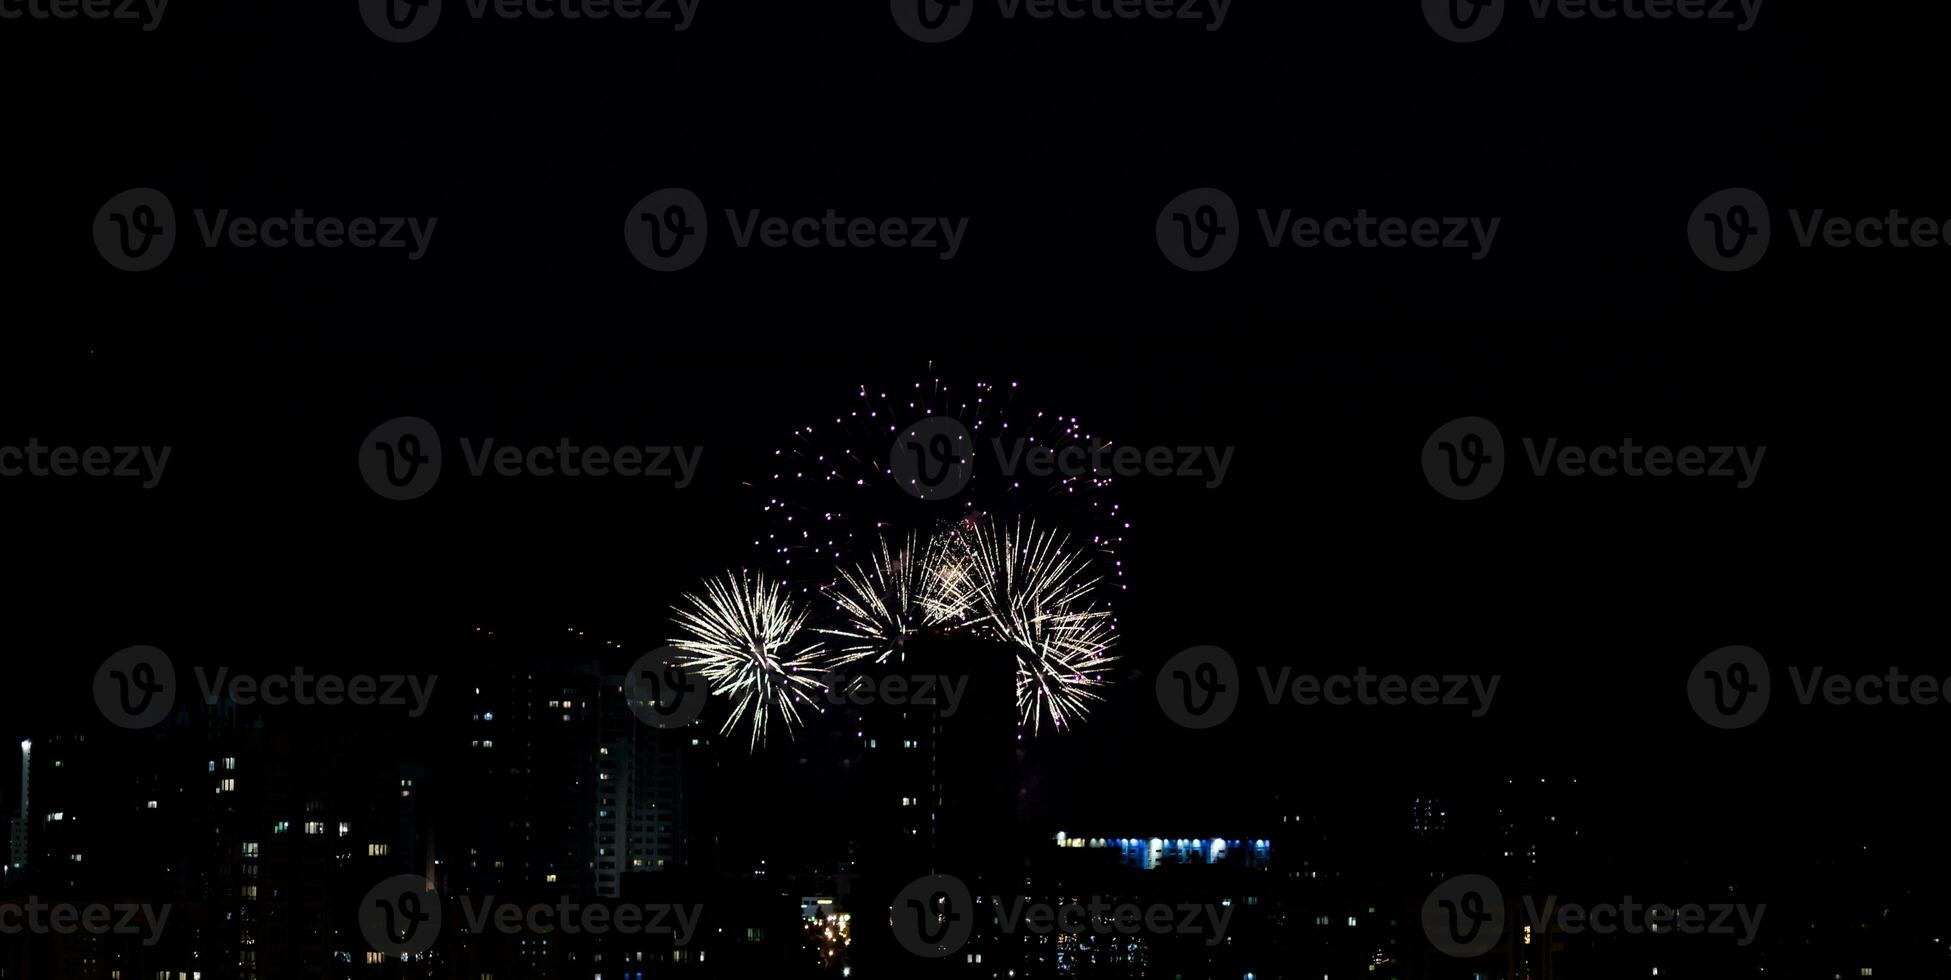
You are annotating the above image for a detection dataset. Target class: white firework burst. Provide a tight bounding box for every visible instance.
[669,569,829,750]
[818,532,971,667]
[948,516,1119,733]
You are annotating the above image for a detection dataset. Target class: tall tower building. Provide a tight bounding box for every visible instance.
[8,739,28,877]
[452,628,689,899]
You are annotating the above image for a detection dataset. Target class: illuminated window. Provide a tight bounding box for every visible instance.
[368,843,390,857]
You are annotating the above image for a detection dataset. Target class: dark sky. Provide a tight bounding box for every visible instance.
[2,0,1943,896]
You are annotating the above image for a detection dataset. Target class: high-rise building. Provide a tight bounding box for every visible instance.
[447,627,692,899]
[8,739,28,880]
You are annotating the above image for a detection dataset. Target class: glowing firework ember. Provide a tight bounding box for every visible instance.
[669,569,829,750]
[706,370,1132,745]
[751,370,1127,599]
[817,532,970,667]
[944,516,1119,734]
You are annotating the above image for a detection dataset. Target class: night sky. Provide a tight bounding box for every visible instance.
[2,0,1946,971]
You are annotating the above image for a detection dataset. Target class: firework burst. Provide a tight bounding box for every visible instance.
[714,370,1132,744]
[669,569,829,751]
[944,516,1120,734]
[750,369,1127,599]
[817,531,970,667]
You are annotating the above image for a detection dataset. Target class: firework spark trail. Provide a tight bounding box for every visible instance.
[729,371,1131,743]
[817,532,971,667]
[751,372,1128,598]
[948,516,1120,733]
[669,569,829,751]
